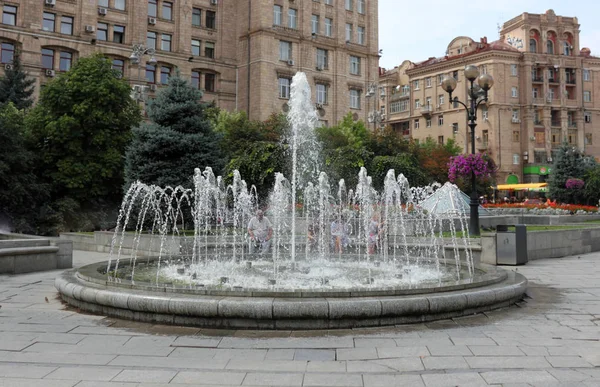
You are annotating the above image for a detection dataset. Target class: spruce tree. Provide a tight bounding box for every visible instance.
[548,142,596,204]
[0,53,35,110]
[124,73,224,188]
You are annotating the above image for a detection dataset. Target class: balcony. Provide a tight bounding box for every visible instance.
[548,77,559,84]
[566,78,576,85]
[551,120,561,127]
[532,76,544,83]
[565,99,578,107]
[568,122,577,128]
[534,119,544,126]
[420,105,433,117]
[533,97,546,105]
[390,92,410,101]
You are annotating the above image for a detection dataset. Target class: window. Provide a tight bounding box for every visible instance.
[273,5,282,26]
[59,51,72,72]
[512,131,520,142]
[453,70,458,80]
[205,73,215,92]
[426,119,432,128]
[548,88,555,100]
[438,136,444,145]
[513,154,519,164]
[160,66,170,84]
[585,112,592,123]
[425,77,431,87]
[349,89,360,109]
[160,34,171,51]
[426,97,431,106]
[279,77,290,98]
[530,39,537,53]
[113,25,125,43]
[357,0,365,14]
[147,32,156,49]
[99,0,109,6]
[438,115,444,126]
[438,94,444,106]
[148,0,157,17]
[415,99,420,109]
[325,18,332,37]
[357,26,365,45]
[563,42,571,56]
[112,59,124,76]
[345,0,353,11]
[413,80,419,90]
[205,11,216,29]
[512,109,519,120]
[548,68,555,82]
[162,2,172,20]
[311,15,319,34]
[43,12,55,32]
[586,133,593,145]
[349,55,360,75]
[279,41,291,61]
[0,42,14,64]
[41,48,54,69]
[2,5,17,26]
[482,108,488,120]
[204,42,214,58]
[191,71,200,89]
[191,39,201,56]
[511,87,518,98]
[146,64,156,83]
[583,69,590,81]
[97,23,108,41]
[451,123,458,134]
[584,91,591,102]
[547,40,554,55]
[192,8,201,26]
[115,0,126,10]
[453,99,459,108]
[325,0,333,4]
[457,48,462,55]
[288,8,297,29]
[345,23,352,42]
[316,48,328,69]
[60,16,73,35]
[532,87,539,98]
[511,64,517,76]
[316,83,327,104]
[414,119,420,129]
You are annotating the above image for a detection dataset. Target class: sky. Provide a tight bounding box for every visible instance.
[378,0,600,69]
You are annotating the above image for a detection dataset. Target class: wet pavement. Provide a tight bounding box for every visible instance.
[0,250,598,386]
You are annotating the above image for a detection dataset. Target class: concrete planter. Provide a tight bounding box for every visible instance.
[0,233,73,274]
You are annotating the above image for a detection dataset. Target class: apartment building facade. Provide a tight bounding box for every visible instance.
[0,0,379,124]
[380,10,600,185]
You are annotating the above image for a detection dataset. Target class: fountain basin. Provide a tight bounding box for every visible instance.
[55,258,526,329]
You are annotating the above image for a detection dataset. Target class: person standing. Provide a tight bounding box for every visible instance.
[247,210,273,254]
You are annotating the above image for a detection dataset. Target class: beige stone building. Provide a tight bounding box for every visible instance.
[380,10,600,185]
[0,0,379,124]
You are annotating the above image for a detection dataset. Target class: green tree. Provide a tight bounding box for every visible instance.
[316,113,372,188]
[0,103,48,233]
[124,73,223,188]
[417,136,462,184]
[0,53,35,110]
[548,142,596,204]
[26,54,141,233]
[584,165,600,205]
[216,111,287,201]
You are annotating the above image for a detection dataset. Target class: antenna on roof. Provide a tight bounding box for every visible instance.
[497,23,501,38]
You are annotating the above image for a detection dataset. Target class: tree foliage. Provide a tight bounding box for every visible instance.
[125,73,224,188]
[548,142,597,204]
[0,104,48,232]
[26,54,141,233]
[0,53,35,110]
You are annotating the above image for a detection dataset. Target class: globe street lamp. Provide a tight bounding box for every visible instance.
[129,43,157,101]
[441,65,494,236]
[365,82,385,130]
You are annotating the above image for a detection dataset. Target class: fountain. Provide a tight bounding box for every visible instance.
[55,73,527,329]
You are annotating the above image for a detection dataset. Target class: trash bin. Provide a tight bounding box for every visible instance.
[496,224,528,265]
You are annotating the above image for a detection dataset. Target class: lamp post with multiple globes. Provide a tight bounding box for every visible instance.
[441,65,494,236]
[128,43,157,102]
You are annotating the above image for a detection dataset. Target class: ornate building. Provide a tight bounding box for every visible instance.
[0,0,379,123]
[380,10,600,185]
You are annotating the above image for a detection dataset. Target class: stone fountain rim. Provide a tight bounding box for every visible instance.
[77,258,506,298]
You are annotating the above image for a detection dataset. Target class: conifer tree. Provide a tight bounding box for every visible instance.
[124,73,224,188]
[548,142,596,204]
[0,53,35,110]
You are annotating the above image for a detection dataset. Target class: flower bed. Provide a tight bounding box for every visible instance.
[483,203,598,215]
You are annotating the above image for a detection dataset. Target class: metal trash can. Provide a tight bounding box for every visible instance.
[496,224,528,265]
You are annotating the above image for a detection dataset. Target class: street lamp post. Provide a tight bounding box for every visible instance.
[366,83,385,131]
[441,65,494,236]
[129,43,157,102]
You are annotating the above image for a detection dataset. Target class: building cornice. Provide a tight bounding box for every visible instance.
[406,51,523,77]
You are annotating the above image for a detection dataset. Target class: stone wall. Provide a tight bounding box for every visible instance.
[0,233,73,274]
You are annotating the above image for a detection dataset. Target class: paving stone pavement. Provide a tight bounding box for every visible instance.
[0,250,598,387]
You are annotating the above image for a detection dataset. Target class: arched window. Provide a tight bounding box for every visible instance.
[529,39,537,53]
[547,40,554,55]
